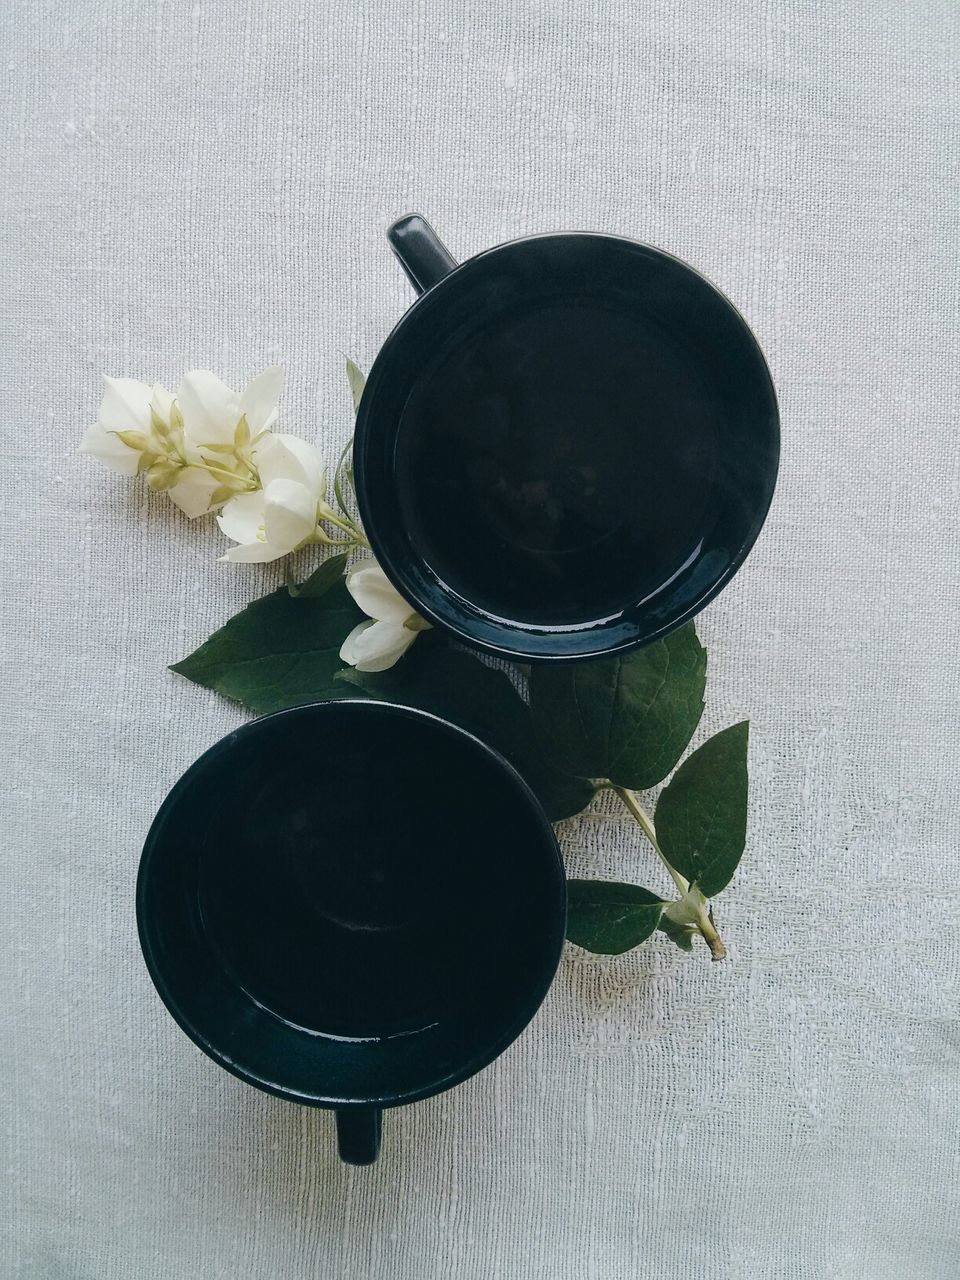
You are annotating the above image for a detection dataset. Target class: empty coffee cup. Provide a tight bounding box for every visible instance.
[352,214,779,662]
[137,700,566,1165]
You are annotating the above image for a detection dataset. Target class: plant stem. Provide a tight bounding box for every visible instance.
[203,462,257,488]
[699,907,726,962]
[613,786,727,961]
[319,506,371,548]
[614,786,688,895]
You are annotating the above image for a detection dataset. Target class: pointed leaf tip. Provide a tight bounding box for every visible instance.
[345,358,366,414]
[169,580,365,713]
[654,720,749,898]
[565,880,665,954]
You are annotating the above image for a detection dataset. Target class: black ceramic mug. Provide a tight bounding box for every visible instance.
[137,700,566,1165]
[353,214,780,662]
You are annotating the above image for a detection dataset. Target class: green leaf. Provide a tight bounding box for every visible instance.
[170,581,364,713]
[293,552,349,599]
[345,357,365,413]
[657,913,696,952]
[337,644,595,822]
[332,437,355,516]
[528,623,707,788]
[655,721,749,897]
[565,880,665,954]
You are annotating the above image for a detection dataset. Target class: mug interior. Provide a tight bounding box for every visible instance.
[137,701,565,1108]
[355,233,779,660]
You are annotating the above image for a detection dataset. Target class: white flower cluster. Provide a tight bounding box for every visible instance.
[82,366,341,561]
[81,364,429,670]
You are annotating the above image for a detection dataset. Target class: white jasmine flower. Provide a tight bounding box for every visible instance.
[80,366,285,518]
[172,365,285,508]
[216,434,330,562]
[80,377,223,517]
[81,377,165,475]
[339,560,431,672]
[177,365,283,453]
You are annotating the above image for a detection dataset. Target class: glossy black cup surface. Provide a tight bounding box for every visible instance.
[354,217,779,662]
[137,700,566,1163]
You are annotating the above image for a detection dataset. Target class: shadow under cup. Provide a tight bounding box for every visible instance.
[136,701,566,1164]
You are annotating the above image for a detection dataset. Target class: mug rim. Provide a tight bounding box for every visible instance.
[136,698,567,1110]
[354,228,780,663]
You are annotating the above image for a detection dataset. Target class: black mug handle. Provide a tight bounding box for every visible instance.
[336,1107,383,1165]
[387,213,458,295]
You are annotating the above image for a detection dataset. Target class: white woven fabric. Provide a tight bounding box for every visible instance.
[3,0,959,1275]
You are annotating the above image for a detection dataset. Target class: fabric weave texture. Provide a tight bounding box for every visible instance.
[2,0,958,1275]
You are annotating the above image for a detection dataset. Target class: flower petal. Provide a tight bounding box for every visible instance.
[345,560,417,624]
[339,620,374,666]
[216,490,266,544]
[177,370,241,446]
[340,618,417,671]
[79,421,142,476]
[97,377,153,433]
[219,540,287,563]
[252,432,324,494]
[150,383,176,424]
[166,465,222,518]
[239,365,284,434]
[263,478,317,553]
[180,436,207,467]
